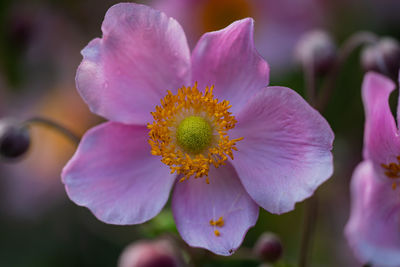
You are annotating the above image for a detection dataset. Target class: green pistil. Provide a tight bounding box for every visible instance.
[176,116,212,154]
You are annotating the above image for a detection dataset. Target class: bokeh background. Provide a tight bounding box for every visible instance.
[0,0,399,266]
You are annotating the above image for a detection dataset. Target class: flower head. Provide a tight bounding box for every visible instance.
[148,84,242,182]
[345,72,400,266]
[62,3,334,255]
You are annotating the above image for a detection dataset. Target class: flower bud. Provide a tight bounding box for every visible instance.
[118,239,183,267]
[7,14,34,50]
[253,232,283,263]
[0,119,30,159]
[295,30,337,75]
[361,37,400,79]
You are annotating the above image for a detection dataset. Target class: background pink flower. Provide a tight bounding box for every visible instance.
[153,0,327,76]
[345,72,400,266]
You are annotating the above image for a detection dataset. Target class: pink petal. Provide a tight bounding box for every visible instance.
[230,86,334,214]
[172,163,259,256]
[362,72,399,167]
[397,70,400,124]
[345,161,400,266]
[62,122,176,225]
[191,18,269,115]
[76,3,191,124]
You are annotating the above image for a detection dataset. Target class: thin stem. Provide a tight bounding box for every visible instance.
[298,57,319,267]
[316,31,378,112]
[304,61,316,107]
[24,117,80,145]
[298,31,378,267]
[298,59,319,266]
[297,44,321,267]
[298,194,318,267]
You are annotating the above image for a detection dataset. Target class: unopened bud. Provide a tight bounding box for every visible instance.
[118,239,183,267]
[361,37,400,79]
[295,30,337,75]
[0,119,30,159]
[253,232,283,263]
[7,12,34,50]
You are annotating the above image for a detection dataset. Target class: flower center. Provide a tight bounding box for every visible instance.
[148,83,242,183]
[381,156,400,190]
[176,116,212,154]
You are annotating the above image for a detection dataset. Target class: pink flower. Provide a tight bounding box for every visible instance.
[62,3,334,255]
[345,72,400,266]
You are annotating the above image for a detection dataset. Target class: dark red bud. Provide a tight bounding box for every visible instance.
[295,30,337,75]
[361,37,400,79]
[253,232,283,263]
[0,119,30,159]
[118,239,183,267]
[7,13,35,50]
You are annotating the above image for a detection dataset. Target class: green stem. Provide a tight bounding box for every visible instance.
[304,61,316,107]
[298,194,318,267]
[298,31,378,267]
[24,117,80,145]
[316,31,378,112]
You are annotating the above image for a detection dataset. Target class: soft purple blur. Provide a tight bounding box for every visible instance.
[0,4,97,219]
[154,0,328,75]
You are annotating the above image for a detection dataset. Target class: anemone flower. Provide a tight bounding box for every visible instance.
[154,0,326,74]
[62,3,334,255]
[345,72,400,266]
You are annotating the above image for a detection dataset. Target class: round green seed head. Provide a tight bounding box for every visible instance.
[176,116,212,154]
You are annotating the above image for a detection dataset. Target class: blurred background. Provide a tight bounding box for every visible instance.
[0,0,399,266]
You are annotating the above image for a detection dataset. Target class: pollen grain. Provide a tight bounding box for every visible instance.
[210,217,225,227]
[381,156,400,190]
[210,216,224,237]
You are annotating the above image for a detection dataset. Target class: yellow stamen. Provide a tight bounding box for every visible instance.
[381,157,400,190]
[210,217,225,227]
[148,83,242,182]
[210,217,224,237]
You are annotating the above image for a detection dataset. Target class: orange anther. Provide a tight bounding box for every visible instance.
[215,217,224,227]
[210,216,224,227]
